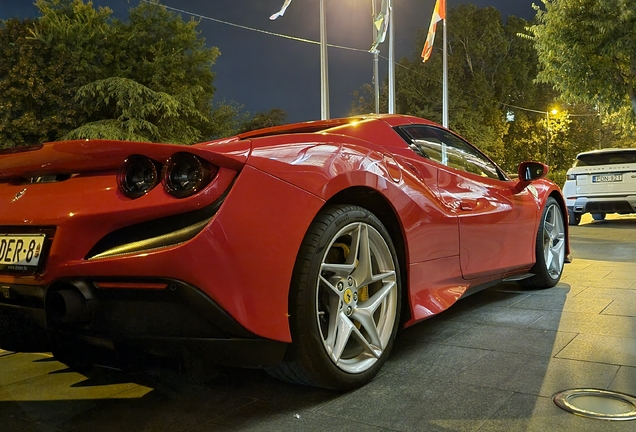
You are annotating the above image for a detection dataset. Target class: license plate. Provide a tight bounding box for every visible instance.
[592,174,622,183]
[0,234,46,272]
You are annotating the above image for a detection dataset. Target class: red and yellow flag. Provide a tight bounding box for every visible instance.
[421,0,446,62]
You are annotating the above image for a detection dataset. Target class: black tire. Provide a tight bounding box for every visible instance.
[520,197,566,289]
[268,204,402,390]
[568,209,581,226]
[591,213,606,221]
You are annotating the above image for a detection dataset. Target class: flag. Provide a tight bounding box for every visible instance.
[369,0,390,52]
[421,0,446,62]
[270,0,293,20]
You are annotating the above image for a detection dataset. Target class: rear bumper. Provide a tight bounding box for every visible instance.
[568,195,636,214]
[0,278,287,368]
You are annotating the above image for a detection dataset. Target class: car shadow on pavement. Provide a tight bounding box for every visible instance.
[3,278,633,431]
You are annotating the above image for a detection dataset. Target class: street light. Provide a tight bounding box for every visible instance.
[545,108,558,166]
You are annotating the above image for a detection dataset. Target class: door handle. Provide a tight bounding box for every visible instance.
[459,202,474,211]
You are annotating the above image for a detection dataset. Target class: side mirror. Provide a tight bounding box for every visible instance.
[515,161,549,193]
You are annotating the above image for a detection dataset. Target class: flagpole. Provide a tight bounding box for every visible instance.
[388,0,395,114]
[442,16,448,127]
[372,0,379,114]
[320,0,330,120]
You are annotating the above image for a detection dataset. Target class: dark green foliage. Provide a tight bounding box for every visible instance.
[353,4,636,175]
[239,108,287,133]
[1,0,243,147]
[532,0,636,125]
[0,18,88,148]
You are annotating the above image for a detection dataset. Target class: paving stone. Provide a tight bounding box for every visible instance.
[556,334,636,367]
[399,315,474,344]
[199,367,339,412]
[509,294,612,314]
[528,311,636,338]
[199,400,385,432]
[318,373,512,432]
[494,282,585,298]
[0,405,61,432]
[0,360,152,428]
[452,351,619,397]
[477,393,635,432]
[0,353,67,387]
[443,324,577,357]
[602,300,636,317]
[448,305,548,328]
[575,287,636,300]
[560,268,613,282]
[385,340,490,378]
[608,366,636,396]
[579,279,636,289]
[61,383,254,432]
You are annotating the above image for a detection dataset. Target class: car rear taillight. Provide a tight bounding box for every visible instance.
[566,174,577,180]
[163,152,217,198]
[118,155,159,199]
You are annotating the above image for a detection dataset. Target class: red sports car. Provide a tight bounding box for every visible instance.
[0,115,568,389]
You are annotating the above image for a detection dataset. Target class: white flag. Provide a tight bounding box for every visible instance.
[370,0,390,52]
[270,0,293,20]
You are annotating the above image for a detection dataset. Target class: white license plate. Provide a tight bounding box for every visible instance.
[592,174,622,183]
[0,234,46,272]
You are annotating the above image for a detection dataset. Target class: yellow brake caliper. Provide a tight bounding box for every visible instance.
[332,243,368,329]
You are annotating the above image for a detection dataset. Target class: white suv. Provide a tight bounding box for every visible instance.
[563,148,636,225]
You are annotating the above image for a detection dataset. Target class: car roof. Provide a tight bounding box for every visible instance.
[576,148,636,158]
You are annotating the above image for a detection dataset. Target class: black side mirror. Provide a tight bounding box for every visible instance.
[519,161,548,181]
[515,161,549,193]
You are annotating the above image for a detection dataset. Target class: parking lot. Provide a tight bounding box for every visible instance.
[1,213,636,432]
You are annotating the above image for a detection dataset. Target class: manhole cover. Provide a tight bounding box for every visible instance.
[553,389,636,421]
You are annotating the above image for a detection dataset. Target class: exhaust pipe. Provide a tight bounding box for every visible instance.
[47,289,89,324]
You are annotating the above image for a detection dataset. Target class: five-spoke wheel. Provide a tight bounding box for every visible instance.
[270,205,401,390]
[521,197,566,288]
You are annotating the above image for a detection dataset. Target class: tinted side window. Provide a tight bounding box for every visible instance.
[398,125,502,180]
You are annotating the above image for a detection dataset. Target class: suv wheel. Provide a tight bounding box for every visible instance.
[591,213,606,221]
[568,209,581,226]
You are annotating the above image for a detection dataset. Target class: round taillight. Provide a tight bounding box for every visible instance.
[163,152,215,198]
[118,155,159,199]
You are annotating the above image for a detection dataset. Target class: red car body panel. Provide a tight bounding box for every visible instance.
[0,114,569,354]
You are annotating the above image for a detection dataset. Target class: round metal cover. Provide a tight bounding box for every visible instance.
[553,389,636,421]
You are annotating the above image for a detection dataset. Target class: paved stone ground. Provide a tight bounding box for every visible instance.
[1,214,636,431]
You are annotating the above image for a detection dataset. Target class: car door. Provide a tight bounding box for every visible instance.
[397,125,538,279]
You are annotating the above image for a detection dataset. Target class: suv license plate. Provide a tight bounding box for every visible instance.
[592,174,623,183]
[0,234,46,272]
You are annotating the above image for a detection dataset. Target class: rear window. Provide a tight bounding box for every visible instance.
[575,151,636,167]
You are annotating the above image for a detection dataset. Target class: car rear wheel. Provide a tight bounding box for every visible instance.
[269,204,401,390]
[521,198,566,289]
[591,212,606,221]
[568,209,581,226]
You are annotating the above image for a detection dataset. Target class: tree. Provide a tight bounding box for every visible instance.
[239,108,287,133]
[1,0,242,147]
[532,0,636,124]
[66,77,207,143]
[374,5,539,161]
[0,17,92,148]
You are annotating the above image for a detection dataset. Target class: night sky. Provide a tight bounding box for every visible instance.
[1,0,536,123]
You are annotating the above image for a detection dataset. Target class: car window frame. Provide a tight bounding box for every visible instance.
[395,125,509,181]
